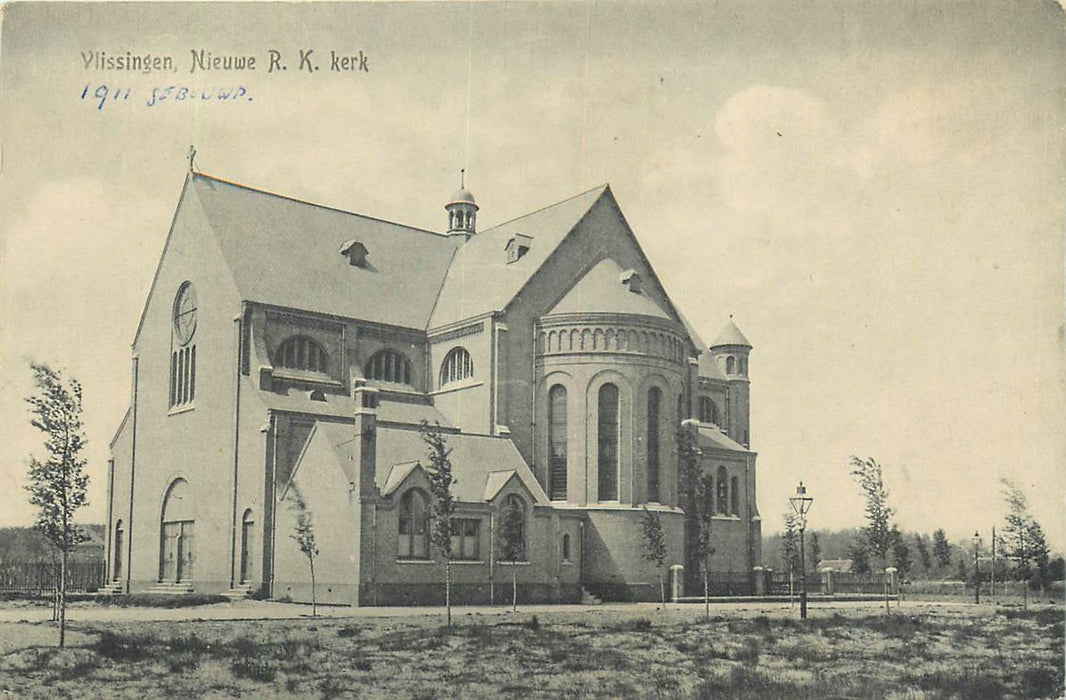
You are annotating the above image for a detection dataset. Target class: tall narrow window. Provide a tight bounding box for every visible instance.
[597,383,619,501]
[562,533,571,562]
[717,466,729,514]
[730,476,739,515]
[699,397,720,425]
[170,282,197,409]
[726,356,736,374]
[647,387,662,502]
[439,347,474,386]
[365,349,412,385]
[548,385,568,500]
[398,489,430,559]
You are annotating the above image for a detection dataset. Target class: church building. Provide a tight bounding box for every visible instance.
[105,169,762,604]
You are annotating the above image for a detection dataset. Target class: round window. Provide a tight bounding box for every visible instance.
[173,282,198,345]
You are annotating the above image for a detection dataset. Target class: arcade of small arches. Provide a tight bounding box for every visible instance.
[537,323,687,363]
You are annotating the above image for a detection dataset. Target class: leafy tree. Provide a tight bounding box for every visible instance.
[420,421,456,630]
[1048,556,1065,581]
[849,457,896,570]
[25,363,89,648]
[849,540,871,575]
[891,527,912,578]
[640,507,668,609]
[1000,478,1051,609]
[497,496,525,612]
[287,482,319,617]
[915,535,932,574]
[677,422,711,607]
[808,531,822,572]
[932,529,951,569]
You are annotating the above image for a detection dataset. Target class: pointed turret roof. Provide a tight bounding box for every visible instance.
[710,318,752,348]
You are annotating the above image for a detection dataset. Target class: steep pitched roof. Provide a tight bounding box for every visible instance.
[190,173,461,329]
[711,319,752,348]
[430,185,610,327]
[548,258,670,318]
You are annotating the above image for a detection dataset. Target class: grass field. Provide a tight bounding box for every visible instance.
[0,603,1061,699]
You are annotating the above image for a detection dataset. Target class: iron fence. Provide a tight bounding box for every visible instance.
[0,561,106,595]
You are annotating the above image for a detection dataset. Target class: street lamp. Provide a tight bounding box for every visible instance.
[973,531,981,605]
[789,482,814,620]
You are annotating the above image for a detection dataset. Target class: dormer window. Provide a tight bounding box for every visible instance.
[620,269,642,293]
[505,233,533,263]
[340,240,368,267]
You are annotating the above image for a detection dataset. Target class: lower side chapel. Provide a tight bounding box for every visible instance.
[105,171,762,604]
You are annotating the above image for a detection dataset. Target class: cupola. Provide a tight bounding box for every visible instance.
[445,169,478,239]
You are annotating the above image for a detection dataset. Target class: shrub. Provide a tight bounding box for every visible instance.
[93,631,154,662]
[101,593,229,608]
[231,657,276,682]
[337,624,361,638]
[526,614,540,631]
[611,617,652,632]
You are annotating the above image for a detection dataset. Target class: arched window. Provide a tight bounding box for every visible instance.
[548,385,568,500]
[113,520,124,581]
[726,356,736,374]
[716,466,729,514]
[699,476,714,516]
[562,533,571,562]
[730,476,739,515]
[160,479,195,582]
[365,349,412,385]
[698,396,720,426]
[275,336,328,373]
[170,283,197,408]
[647,387,662,502]
[439,347,474,386]
[499,494,526,561]
[240,509,254,584]
[398,489,430,559]
[597,383,620,501]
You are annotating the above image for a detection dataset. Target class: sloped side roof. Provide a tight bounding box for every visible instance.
[430,185,609,327]
[697,352,727,380]
[249,380,452,427]
[696,425,750,454]
[191,174,460,329]
[548,258,670,318]
[311,423,548,504]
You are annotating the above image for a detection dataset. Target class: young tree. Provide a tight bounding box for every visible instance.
[420,421,456,630]
[24,363,89,648]
[497,496,525,612]
[781,512,800,576]
[640,506,668,609]
[932,529,952,570]
[849,457,896,570]
[808,531,822,573]
[693,475,715,621]
[287,482,319,617]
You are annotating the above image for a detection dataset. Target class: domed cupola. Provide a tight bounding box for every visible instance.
[709,316,752,378]
[445,170,478,239]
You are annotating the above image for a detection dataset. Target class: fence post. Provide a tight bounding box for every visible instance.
[670,565,684,603]
[752,566,766,596]
[822,569,833,596]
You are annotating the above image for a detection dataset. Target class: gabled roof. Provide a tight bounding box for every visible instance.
[190,173,461,329]
[430,185,610,327]
[308,422,549,504]
[548,258,670,319]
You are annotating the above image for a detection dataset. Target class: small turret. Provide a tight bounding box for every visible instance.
[445,169,478,239]
[709,316,752,447]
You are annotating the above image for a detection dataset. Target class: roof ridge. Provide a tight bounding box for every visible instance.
[479,183,609,234]
[192,172,447,238]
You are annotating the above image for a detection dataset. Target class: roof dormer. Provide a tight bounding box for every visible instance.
[620,269,643,293]
[505,233,533,263]
[340,240,368,267]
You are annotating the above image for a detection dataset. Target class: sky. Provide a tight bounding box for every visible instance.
[1,2,1063,555]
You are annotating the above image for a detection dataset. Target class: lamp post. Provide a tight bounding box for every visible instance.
[789,482,814,620]
[973,531,981,605]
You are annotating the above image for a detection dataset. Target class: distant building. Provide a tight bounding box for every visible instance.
[817,559,854,573]
[106,171,762,604]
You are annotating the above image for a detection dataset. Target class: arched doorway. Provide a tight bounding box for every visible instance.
[240,509,254,584]
[159,479,194,582]
[113,520,124,581]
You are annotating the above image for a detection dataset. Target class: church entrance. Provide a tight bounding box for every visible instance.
[159,478,195,582]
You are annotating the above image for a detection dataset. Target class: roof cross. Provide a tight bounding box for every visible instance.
[187,145,197,173]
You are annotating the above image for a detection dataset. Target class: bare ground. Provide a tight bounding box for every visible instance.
[0,602,1061,699]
